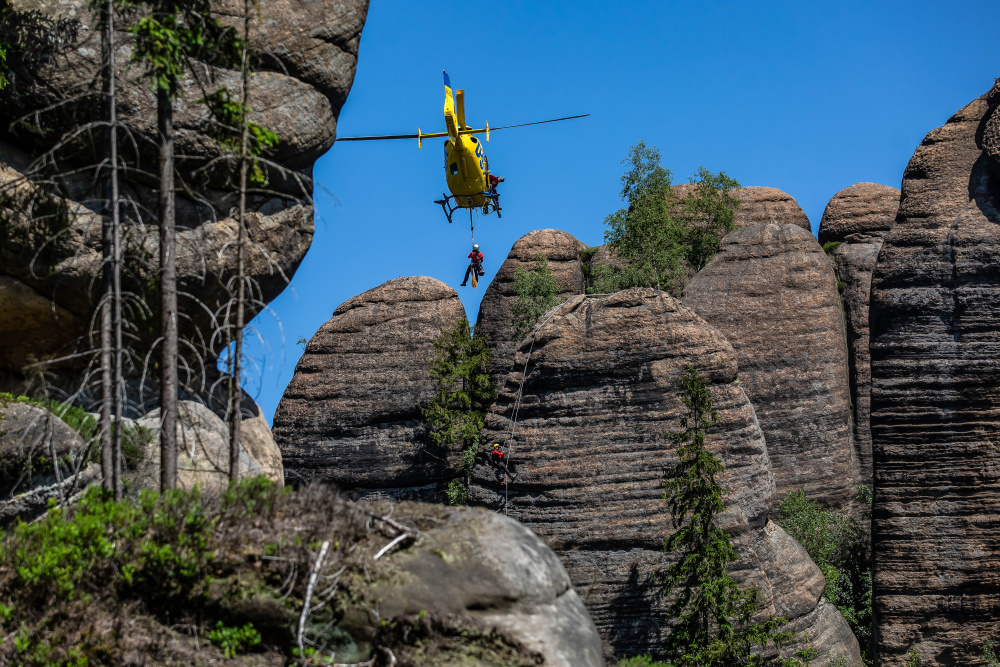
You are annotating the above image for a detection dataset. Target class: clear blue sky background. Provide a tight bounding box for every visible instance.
[244,0,998,425]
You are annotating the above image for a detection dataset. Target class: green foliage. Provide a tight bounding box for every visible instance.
[592,142,740,295]
[208,621,261,658]
[822,241,842,254]
[661,367,806,666]
[0,41,9,90]
[619,656,673,667]
[904,648,921,666]
[445,478,467,506]
[130,2,242,96]
[422,319,495,505]
[511,253,561,340]
[199,87,280,185]
[983,639,1000,667]
[773,489,872,665]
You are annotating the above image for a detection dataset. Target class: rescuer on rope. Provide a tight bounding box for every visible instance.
[461,243,485,287]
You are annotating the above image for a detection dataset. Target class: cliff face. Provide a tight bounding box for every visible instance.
[469,289,860,665]
[474,229,586,389]
[0,0,369,381]
[683,223,858,508]
[273,277,467,500]
[870,85,1000,665]
[818,183,900,483]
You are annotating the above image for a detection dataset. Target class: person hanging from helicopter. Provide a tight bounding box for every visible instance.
[483,174,505,214]
[487,443,513,480]
[460,243,485,287]
[488,174,505,194]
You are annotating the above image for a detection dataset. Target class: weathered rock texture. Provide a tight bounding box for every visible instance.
[817,183,900,483]
[983,79,1000,167]
[469,289,861,665]
[135,400,283,493]
[377,505,605,667]
[0,400,99,526]
[734,186,812,231]
[683,223,858,508]
[273,277,466,499]
[474,229,586,388]
[0,0,368,377]
[870,87,1000,665]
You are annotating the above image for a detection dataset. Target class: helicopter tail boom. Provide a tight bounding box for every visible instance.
[443,70,460,141]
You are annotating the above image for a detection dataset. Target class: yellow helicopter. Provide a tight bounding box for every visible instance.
[337,71,587,225]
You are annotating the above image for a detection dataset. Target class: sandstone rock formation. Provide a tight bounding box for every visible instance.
[0,0,369,378]
[469,289,861,665]
[0,400,99,525]
[135,400,283,493]
[474,229,586,388]
[376,505,605,667]
[982,78,1000,167]
[870,86,1000,665]
[683,223,858,508]
[734,186,812,231]
[273,277,467,499]
[817,183,900,483]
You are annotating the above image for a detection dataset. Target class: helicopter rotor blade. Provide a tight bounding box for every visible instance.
[336,130,450,142]
[459,114,590,134]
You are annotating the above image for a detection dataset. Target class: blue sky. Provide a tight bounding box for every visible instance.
[244,0,998,424]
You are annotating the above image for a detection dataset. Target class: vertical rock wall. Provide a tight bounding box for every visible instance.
[273,277,466,500]
[469,289,861,665]
[683,223,858,508]
[474,229,586,389]
[818,183,900,483]
[870,86,1000,665]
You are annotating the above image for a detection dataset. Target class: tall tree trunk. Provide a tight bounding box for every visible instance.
[158,60,178,492]
[108,0,123,500]
[99,0,113,494]
[229,0,251,482]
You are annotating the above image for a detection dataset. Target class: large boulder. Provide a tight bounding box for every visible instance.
[469,289,861,665]
[683,223,858,508]
[134,400,283,492]
[870,85,1000,665]
[817,183,900,484]
[0,400,100,525]
[273,277,467,500]
[733,186,812,231]
[0,0,369,378]
[474,229,586,389]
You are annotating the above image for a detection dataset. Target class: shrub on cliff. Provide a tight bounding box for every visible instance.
[659,366,812,667]
[591,142,740,295]
[422,319,495,505]
[511,253,561,340]
[774,488,872,665]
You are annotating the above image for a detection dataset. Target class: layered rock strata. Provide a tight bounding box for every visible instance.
[474,229,586,388]
[273,277,466,500]
[734,186,812,231]
[683,223,857,508]
[817,183,900,483]
[870,87,1000,665]
[0,0,368,376]
[469,289,861,665]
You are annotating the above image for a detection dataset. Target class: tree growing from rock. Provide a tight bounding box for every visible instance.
[422,319,495,505]
[511,253,561,341]
[661,366,810,666]
[592,142,740,295]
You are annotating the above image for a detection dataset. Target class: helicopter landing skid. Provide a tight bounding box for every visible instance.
[434,192,502,224]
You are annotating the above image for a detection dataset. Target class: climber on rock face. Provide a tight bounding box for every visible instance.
[487,443,513,480]
[460,243,485,287]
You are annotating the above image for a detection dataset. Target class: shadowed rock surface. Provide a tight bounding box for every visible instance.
[683,223,858,508]
[469,289,861,665]
[0,0,369,377]
[818,183,900,483]
[474,229,586,389]
[870,87,1000,666]
[273,277,466,500]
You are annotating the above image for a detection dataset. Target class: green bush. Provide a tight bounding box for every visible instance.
[511,253,561,340]
[774,488,872,665]
[208,621,261,658]
[822,241,841,254]
[619,657,672,667]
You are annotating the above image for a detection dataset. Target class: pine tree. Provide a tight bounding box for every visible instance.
[422,319,495,505]
[662,367,810,667]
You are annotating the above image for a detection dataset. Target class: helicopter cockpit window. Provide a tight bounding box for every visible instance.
[470,136,478,143]
[450,162,459,175]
